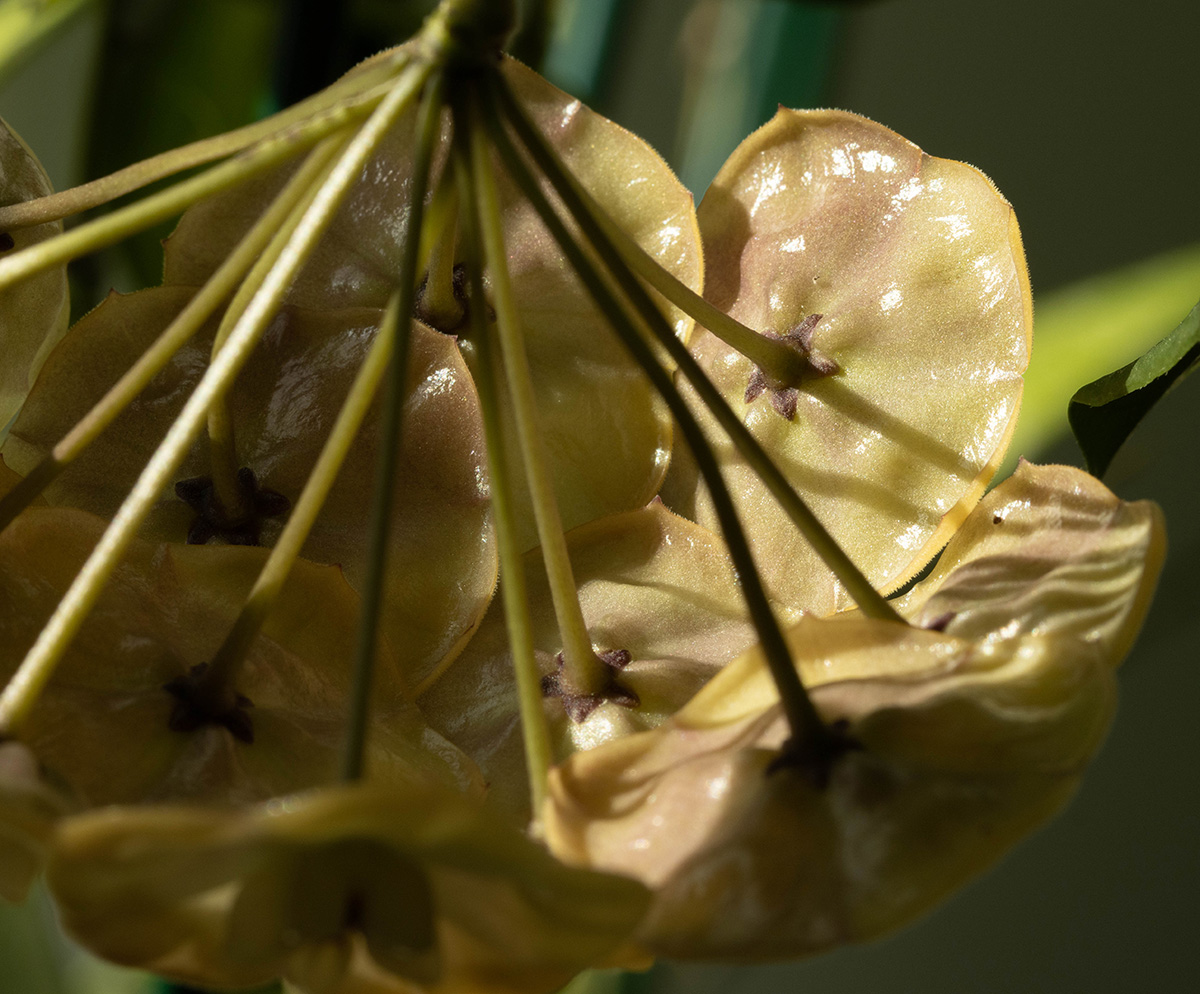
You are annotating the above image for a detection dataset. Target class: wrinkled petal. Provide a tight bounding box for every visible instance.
[0,507,481,806]
[419,501,768,825]
[545,467,1162,959]
[0,118,70,443]
[48,781,649,993]
[4,286,497,689]
[163,54,702,549]
[897,460,1166,655]
[666,109,1030,614]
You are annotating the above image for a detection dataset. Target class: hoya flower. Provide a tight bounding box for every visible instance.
[664,108,1031,616]
[0,503,480,807]
[544,462,1165,958]
[4,288,497,690]
[419,500,779,824]
[0,117,69,439]
[416,109,1034,838]
[47,780,649,993]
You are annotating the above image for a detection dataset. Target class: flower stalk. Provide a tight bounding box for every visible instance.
[589,198,818,386]
[341,73,444,783]
[455,148,552,817]
[0,55,408,231]
[469,95,614,701]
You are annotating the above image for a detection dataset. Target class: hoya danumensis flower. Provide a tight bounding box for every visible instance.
[0,0,1166,989]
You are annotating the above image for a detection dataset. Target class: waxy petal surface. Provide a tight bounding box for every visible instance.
[419,502,768,825]
[897,461,1166,656]
[545,467,1162,959]
[670,109,1030,614]
[0,118,69,442]
[4,286,496,690]
[163,56,702,549]
[0,508,481,806]
[48,782,649,993]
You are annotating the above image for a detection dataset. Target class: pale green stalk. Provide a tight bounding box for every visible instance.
[0,56,406,229]
[454,149,550,818]
[0,60,431,737]
[470,103,609,699]
[341,74,443,783]
[588,193,813,385]
[201,131,355,521]
[0,84,384,291]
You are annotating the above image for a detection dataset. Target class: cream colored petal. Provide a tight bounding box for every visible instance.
[0,507,481,806]
[671,109,1031,614]
[896,461,1166,661]
[545,617,1109,959]
[0,118,69,443]
[4,286,497,690]
[418,502,767,825]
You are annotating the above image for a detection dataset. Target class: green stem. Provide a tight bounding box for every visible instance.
[0,83,380,292]
[198,296,404,716]
[492,77,902,625]
[417,184,463,329]
[588,197,813,386]
[454,149,551,819]
[0,55,406,230]
[470,98,609,700]
[0,59,432,739]
[484,94,839,764]
[340,74,443,783]
[0,132,349,538]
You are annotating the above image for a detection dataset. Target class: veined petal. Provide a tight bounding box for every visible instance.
[668,109,1031,614]
[897,460,1166,659]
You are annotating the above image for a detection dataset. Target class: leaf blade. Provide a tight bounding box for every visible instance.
[1069,298,1200,476]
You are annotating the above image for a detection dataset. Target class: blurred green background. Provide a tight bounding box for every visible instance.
[1,1,1198,992]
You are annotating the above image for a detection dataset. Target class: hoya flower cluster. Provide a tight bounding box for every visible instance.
[0,1,1164,992]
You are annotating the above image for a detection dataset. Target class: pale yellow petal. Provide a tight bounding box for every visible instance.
[670,109,1031,614]
[896,461,1166,661]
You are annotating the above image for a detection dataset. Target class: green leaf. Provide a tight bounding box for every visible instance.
[1068,297,1200,477]
[1002,242,1200,476]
